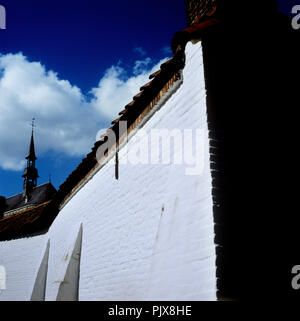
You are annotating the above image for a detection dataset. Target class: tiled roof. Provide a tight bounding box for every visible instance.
[0,200,57,241]
[0,183,57,240]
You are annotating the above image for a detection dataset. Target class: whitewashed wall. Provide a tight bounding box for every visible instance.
[0,41,216,301]
[0,234,47,301]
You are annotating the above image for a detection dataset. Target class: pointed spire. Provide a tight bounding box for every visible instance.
[26,118,37,160]
[26,132,37,161]
[23,118,39,197]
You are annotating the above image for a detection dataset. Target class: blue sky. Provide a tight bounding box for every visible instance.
[0,0,294,197]
[0,1,186,93]
[277,0,300,16]
[0,0,186,197]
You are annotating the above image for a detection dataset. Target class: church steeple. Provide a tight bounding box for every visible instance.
[22,118,39,197]
[27,131,37,161]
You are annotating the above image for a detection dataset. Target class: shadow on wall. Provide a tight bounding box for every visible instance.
[30,224,83,301]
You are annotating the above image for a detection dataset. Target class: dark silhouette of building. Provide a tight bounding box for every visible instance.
[183,0,300,301]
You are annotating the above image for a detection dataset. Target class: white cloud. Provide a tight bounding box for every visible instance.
[133,46,147,57]
[90,57,168,121]
[0,52,169,171]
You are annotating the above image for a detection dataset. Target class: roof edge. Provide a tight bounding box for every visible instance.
[171,17,220,54]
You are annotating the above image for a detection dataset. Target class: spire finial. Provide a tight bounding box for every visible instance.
[31,117,36,135]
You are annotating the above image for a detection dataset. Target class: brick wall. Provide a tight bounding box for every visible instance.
[0,234,47,300]
[185,0,217,26]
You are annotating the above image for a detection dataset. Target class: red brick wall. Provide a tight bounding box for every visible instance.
[185,0,217,26]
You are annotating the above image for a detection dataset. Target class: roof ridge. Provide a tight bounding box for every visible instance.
[32,182,56,190]
[5,181,56,200]
[5,192,22,200]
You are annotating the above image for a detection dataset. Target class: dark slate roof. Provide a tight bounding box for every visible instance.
[4,183,57,214]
